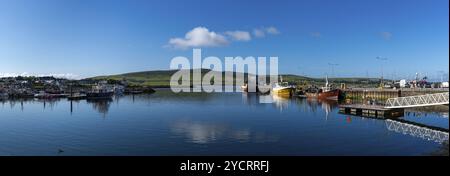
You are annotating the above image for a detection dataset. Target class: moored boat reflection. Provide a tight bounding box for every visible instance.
[271,94,290,111]
[86,98,113,115]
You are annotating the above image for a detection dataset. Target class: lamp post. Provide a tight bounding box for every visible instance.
[376,56,388,88]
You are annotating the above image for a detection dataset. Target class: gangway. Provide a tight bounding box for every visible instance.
[384,92,449,109]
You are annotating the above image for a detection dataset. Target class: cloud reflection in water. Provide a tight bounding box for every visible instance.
[170,119,278,144]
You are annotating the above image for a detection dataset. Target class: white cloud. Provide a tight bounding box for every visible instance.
[253,29,266,38]
[167,27,229,49]
[225,30,251,41]
[253,27,280,38]
[166,26,280,49]
[265,26,280,35]
[47,73,80,79]
[380,31,392,40]
[0,72,80,79]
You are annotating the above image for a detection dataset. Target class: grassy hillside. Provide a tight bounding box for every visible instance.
[91,70,178,87]
[88,69,385,88]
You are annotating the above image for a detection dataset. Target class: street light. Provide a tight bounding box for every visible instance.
[375,56,388,86]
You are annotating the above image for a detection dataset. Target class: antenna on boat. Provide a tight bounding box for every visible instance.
[325,75,329,87]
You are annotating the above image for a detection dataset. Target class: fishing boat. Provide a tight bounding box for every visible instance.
[306,76,341,100]
[86,84,114,99]
[272,76,295,96]
[8,90,35,98]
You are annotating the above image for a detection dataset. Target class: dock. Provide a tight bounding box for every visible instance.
[339,104,404,119]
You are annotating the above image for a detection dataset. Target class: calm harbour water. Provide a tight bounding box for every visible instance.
[0,89,448,156]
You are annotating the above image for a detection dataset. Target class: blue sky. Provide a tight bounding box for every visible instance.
[0,0,448,80]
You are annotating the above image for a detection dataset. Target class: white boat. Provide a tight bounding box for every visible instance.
[87,83,114,99]
[241,84,248,92]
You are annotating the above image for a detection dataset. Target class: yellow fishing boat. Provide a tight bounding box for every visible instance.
[272,76,294,96]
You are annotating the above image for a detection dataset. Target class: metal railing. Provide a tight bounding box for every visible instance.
[385,92,449,109]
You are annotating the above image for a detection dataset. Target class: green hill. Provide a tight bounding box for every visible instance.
[87,69,385,88]
[90,70,178,87]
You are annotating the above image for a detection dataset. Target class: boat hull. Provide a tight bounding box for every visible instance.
[318,89,340,100]
[272,88,293,96]
[306,89,341,100]
[86,92,114,99]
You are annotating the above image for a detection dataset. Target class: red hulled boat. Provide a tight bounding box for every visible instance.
[306,76,341,100]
